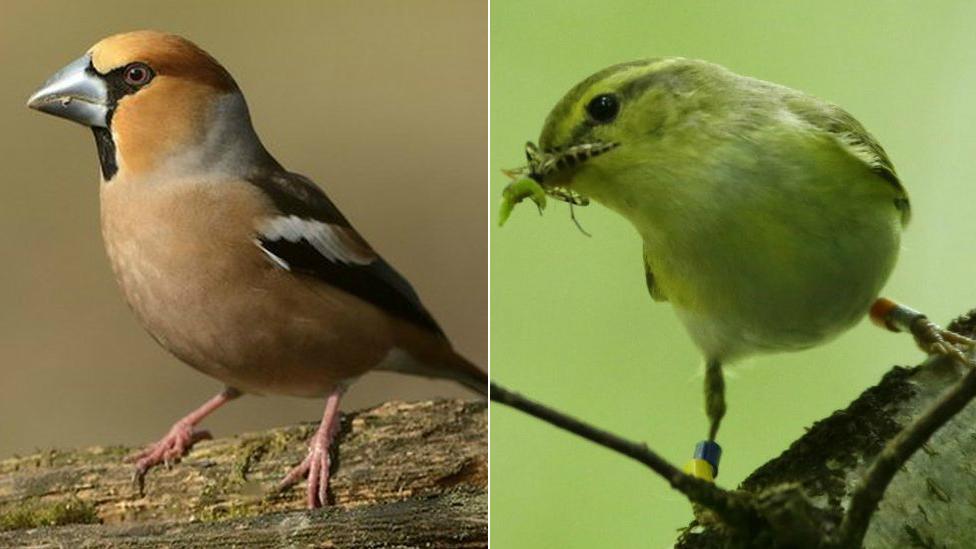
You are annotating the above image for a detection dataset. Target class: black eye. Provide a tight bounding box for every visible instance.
[586,94,619,124]
[123,63,153,87]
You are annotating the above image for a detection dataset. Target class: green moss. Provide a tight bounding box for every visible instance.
[197,499,260,523]
[195,431,301,523]
[0,498,99,531]
[234,438,270,484]
[93,445,131,459]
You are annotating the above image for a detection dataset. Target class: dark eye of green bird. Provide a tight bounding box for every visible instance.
[586,94,619,123]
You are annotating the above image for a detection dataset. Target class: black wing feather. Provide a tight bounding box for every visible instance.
[251,171,444,335]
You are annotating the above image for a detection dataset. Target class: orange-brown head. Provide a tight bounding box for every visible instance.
[28,31,270,180]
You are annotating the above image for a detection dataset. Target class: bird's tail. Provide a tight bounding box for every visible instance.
[441,351,488,397]
[376,343,487,397]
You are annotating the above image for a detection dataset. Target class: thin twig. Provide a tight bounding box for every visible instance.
[836,356,976,547]
[489,381,758,529]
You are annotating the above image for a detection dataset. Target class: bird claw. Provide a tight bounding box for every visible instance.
[126,422,212,496]
[278,441,333,508]
[910,318,976,367]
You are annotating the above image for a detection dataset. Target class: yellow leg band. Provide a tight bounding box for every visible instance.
[683,458,715,482]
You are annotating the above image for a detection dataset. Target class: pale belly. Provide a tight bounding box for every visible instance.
[100,178,395,397]
[644,186,902,362]
[575,121,906,364]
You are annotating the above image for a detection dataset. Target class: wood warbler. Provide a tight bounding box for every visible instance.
[502,58,972,480]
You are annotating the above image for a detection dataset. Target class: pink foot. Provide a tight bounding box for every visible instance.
[126,388,239,494]
[278,387,343,508]
[279,434,334,508]
[127,421,212,490]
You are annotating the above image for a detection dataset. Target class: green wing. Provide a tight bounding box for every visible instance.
[785,95,911,226]
[643,247,667,302]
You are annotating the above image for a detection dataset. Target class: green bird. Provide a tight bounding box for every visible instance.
[506,57,971,479]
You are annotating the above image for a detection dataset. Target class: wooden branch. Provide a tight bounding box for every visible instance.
[677,310,976,548]
[837,349,976,547]
[0,399,487,547]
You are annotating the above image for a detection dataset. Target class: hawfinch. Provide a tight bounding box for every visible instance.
[27,30,487,508]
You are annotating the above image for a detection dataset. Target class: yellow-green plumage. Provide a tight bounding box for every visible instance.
[514,57,910,449]
[534,57,907,364]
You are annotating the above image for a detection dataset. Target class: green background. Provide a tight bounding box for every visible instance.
[490,1,976,547]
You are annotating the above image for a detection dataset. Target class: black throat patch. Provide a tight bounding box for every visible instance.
[89,63,146,182]
[92,127,118,181]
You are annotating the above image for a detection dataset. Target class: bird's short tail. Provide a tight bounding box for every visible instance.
[376,345,487,397]
[442,351,488,397]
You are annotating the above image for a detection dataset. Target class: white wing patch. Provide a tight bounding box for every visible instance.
[257,245,292,270]
[256,215,376,269]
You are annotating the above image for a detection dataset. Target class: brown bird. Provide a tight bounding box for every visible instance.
[27,30,486,508]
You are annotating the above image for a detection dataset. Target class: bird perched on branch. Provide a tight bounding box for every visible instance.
[502,57,972,480]
[27,30,486,508]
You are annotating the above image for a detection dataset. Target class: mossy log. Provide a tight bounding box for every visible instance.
[676,312,976,548]
[0,399,487,548]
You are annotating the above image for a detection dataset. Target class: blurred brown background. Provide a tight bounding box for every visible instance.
[0,1,486,457]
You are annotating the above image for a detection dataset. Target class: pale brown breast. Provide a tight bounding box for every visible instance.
[99,175,396,397]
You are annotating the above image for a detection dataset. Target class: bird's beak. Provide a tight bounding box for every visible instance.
[27,53,109,128]
[527,140,619,185]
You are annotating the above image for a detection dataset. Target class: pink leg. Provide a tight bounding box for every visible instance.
[278,386,344,508]
[128,387,240,493]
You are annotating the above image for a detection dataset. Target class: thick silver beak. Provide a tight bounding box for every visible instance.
[27,53,109,128]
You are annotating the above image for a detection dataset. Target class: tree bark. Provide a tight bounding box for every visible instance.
[0,399,487,548]
[676,311,976,548]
